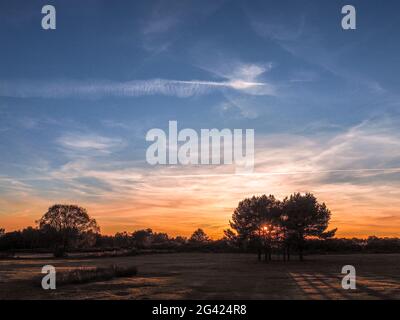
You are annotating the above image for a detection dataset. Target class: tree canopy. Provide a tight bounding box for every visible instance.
[189,228,210,244]
[228,193,336,261]
[37,204,99,256]
[281,193,336,260]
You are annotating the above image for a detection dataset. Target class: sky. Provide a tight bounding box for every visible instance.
[1,0,400,238]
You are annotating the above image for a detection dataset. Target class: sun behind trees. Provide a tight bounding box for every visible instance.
[226,193,337,261]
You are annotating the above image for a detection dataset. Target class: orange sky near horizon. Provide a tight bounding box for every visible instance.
[2,1,400,244]
[1,126,400,239]
[1,182,399,239]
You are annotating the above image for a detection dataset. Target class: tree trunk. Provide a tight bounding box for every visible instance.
[257,249,261,261]
[298,237,304,261]
[298,233,305,261]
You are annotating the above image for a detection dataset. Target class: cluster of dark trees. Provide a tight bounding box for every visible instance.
[0,225,220,255]
[96,227,215,250]
[0,205,100,257]
[224,193,337,261]
[0,204,219,257]
[1,195,400,259]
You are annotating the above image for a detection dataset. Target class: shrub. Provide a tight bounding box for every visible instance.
[0,251,15,259]
[53,247,67,258]
[54,265,138,286]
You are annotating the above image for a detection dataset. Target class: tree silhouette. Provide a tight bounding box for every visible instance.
[152,232,169,244]
[174,236,188,245]
[229,193,336,261]
[230,195,281,261]
[131,228,153,249]
[0,228,4,237]
[189,228,210,244]
[37,204,99,257]
[114,231,132,248]
[223,228,238,245]
[282,193,337,261]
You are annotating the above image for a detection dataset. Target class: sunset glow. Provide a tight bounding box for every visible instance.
[1,0,400,240]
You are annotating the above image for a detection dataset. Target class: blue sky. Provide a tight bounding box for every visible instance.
[1,0,400,237]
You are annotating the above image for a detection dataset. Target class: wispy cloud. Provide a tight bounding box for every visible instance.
[2,115,399,237]
[248,11,388,96]
[199,62,278,119]
[0,77,275,99]
[224,63,272,82]
[57,133,125,154]
[138,0,226,53]
[196,61,275,95]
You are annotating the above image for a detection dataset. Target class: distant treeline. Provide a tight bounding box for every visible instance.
[1,195,400,259]
[0,226,228,255]
[1,226,400,255]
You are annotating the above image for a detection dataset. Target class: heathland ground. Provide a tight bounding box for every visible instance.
[0,253,399,300]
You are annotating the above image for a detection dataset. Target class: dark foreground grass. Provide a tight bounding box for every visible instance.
[52,265,138,286]
[2,253,398,299]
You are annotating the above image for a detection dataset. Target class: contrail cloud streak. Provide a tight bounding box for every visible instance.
[0,78,275,99]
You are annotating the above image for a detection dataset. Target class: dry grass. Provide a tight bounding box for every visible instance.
[0,252,15,259]
[56,265,138,285]
[1,253,399,299]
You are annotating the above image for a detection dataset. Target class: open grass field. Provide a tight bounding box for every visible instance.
[0,253,399,300]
